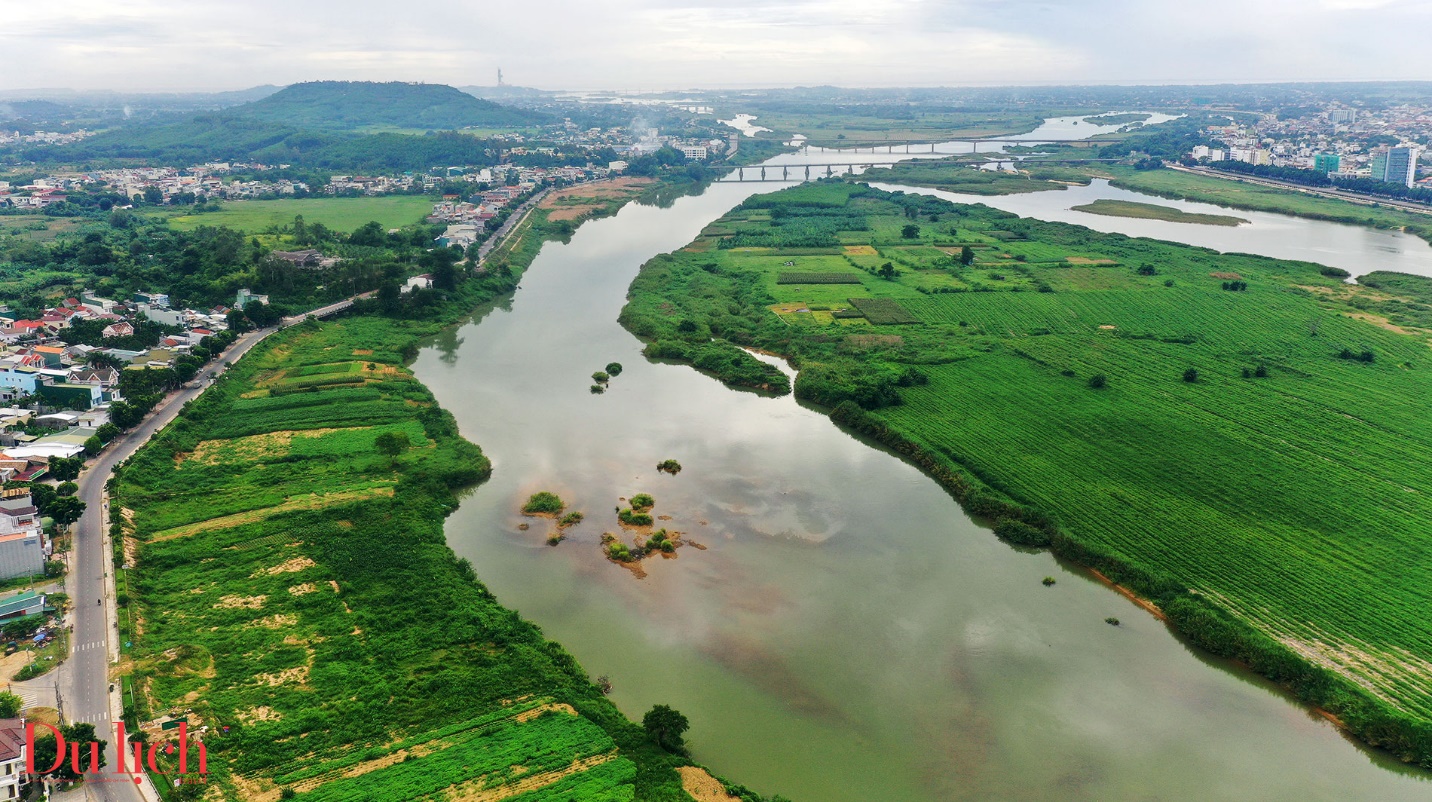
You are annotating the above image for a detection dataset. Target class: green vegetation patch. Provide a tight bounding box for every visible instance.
[620,178,1432,768]
[157,196,436,234]
[847,297,919,325]
[776,272,863,284]
[1071,199,1248,227]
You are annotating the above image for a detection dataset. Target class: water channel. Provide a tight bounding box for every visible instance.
[412,117,1432,800]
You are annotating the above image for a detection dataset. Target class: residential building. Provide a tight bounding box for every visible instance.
[1369,146,1422,188]
[1313,153,1341,173]
[0,717,25,799]
[680,145,708,161]
[0,590,45,620]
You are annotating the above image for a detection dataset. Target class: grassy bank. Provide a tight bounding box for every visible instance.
[1070,199,1247,226]
[113,188,771,801]
[619,179,1432,768]
[859,158,1096,195]
[150,195,438,234]
[1100,166,1432,244]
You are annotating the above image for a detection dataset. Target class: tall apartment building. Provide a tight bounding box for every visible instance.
[1313,153,1341,174]
[1369,146,1422,188]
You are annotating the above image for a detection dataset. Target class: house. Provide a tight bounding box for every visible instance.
[235,289,269,311]
[32,345,66,368]
[0,590,45,619]
[271,249,323,268]
[0,718,26,800]
[402,274,435,294]
[102,321,134,338]
[133,291,170,307]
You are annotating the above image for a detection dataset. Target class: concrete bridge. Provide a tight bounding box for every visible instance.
[715,163,900,182]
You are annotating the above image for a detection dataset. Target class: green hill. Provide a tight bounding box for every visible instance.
[235,81,546,130]
[14,82,546,170]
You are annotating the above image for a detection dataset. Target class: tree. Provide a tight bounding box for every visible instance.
[49,456,82,482]
[642,704,690,753]
[1088,374,1107,389]
[84,435,103,456]
[605,362,623,377]
[48,496,86,530]
[960,246,975,266]
[1183,368,1199,383]
[878,262,897,280]
[56,482,78,497]
[374,431,410,464]
[31,722,107,780]
[0,691,21,718]
[901,224,921,239]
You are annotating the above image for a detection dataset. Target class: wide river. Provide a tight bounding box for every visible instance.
[414,117,1432,800]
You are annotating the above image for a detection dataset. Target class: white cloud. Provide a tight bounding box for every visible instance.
[0,0,1427,91]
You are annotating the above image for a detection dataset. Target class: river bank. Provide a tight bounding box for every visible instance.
[613,178,1432,779]
[110,175,778,801]
[414,160,1432,800]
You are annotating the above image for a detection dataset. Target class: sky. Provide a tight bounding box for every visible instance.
[2,0,1430,92]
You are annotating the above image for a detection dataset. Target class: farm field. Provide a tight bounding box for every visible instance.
[114,314,707,800]
[152,195,436,233]
[859,158,1097,195]
[1070,199,1248,226]
[621,179,1432,765]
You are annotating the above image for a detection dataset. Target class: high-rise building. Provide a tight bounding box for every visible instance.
[1314,153,1341,174]
[1329,109,1356,124]
[1370,146,1422,188]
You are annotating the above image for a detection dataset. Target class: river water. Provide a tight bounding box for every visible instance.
[413,118,1432,800]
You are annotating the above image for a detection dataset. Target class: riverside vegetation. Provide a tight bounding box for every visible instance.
[619,179,1432,767]
[112,187,780,801]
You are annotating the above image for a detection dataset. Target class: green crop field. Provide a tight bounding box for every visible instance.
[621,179,1432,767]
[153,195,436,234]
[114,314,709,800]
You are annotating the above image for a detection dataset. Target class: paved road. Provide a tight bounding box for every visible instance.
[59,325,274,801]
[475,189,548,264]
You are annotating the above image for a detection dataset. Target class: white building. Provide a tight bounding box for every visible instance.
[680,146,708,161]
[0,718,24,799]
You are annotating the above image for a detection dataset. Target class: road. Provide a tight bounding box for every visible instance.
[475,189,549,263]
[1170,164,1432,218]
[59,324,273,801]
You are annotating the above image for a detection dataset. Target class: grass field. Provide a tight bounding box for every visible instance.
[1070,199,1248,226]
[114,315,703,801]
[154,196,437,234]
[622,179,1432,766]
[0,214,86,241]
[860,158,1096,195]
[725,109,1059,147]
[1097,165,1432,242]
[111,182,747,800]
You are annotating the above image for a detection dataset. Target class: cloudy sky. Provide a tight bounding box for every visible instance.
[2,0,1429,92]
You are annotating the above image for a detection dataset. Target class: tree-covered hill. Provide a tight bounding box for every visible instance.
[10,82,547,169]
[235,81,547,130]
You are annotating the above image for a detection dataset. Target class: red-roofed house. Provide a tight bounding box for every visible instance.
[0,717,24,798]
[102,321,134,338]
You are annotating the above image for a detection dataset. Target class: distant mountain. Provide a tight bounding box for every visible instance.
[11,81,548,170]
[233,81,546,130]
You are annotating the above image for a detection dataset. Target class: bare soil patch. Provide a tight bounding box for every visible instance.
[678,766,743,802]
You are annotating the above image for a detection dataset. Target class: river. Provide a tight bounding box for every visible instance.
[412,118,1432,801]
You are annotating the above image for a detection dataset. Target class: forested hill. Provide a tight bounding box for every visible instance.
[12,82,547,170]
[234,81,547,130]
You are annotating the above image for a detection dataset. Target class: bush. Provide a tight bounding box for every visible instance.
[522,492,564,514]
[605,362,623,376]
[629,493,655,511]
[559,511,584,527]
[1106,617,1121,626]
[617,509,653,527]
[1254,364,1269,377]
[592,371,610,384]
[1088,374,1107,389]
[1183,368,1199,383]
[994,518,1051,548]
[656,459,682,475]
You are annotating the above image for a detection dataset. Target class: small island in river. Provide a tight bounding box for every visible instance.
[1071,199,1248,226]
